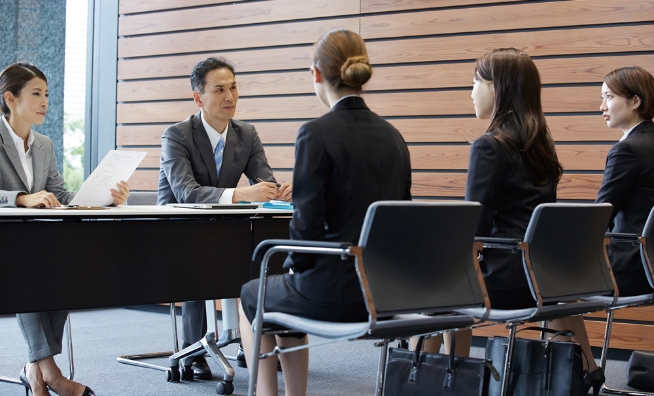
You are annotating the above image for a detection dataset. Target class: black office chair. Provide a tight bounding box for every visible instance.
[583,206,654,395]
[458,203,617,396]
[248,201,491,396]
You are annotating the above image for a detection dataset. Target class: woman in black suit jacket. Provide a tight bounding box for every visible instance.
[421,48,565,358]
[596,66,654,296]
[463,48,606,393]
[238,30,411,396]
[466,48,563,309]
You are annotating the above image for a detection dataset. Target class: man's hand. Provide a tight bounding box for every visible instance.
[233,182,277,202]
[15,191,61,208]
[274,182,292,202]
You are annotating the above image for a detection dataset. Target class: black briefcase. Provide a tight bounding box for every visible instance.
[627,351,654,391]
[485,327,586,396]
[384,334,500,396]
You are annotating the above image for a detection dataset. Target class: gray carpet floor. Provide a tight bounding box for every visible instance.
[0,307,641,395]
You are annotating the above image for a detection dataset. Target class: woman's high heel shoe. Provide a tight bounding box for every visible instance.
[19,366,31,396]
[81,386,96,396]
[584,367,606,395]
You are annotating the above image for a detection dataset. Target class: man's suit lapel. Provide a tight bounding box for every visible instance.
[192,112,218,186]
[218,120,237,187]
[31,136,46,193]
[0,121,30,191]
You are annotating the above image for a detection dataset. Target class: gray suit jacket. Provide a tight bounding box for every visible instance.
[157,112,275,204]
[0,119,74,207]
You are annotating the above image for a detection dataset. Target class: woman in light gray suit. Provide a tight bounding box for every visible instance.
[0,62,129,396]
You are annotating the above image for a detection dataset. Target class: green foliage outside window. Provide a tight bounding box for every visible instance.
[63,113,84,192]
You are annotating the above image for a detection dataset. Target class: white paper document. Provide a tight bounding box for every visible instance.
[69,150,146,206]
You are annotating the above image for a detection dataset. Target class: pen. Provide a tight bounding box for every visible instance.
[256,177,281,188]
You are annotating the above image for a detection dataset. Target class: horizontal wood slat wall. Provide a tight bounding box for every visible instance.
[116,0,654,350]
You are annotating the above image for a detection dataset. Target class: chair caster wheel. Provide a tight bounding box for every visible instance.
[181,365,194,381]
[216,380,234,395]
[166,368,180,382]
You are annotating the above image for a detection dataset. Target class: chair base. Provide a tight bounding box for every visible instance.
[116,303,180,373]
[117,300,242,394]
[0,314,74,387]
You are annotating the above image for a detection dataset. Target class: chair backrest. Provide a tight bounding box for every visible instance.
[641,206,654,289]
[524,203,615,302]
[357,201,486,317]
[126,191,157,206]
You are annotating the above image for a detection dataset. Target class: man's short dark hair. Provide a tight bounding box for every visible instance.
[190,57,235,93]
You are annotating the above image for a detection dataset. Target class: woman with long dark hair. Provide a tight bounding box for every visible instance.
[465,48,609,394]
[419,48,565,358]
[467,48,563,309]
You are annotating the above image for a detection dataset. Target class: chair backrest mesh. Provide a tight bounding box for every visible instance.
[126,191,157,206]
[642,207,654,289]
[357,201,485,317]
[524,203,614,301]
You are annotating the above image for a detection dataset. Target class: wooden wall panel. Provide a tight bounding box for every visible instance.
[116,116,620,146]
[119,0,246,15]
[361,0,522,13]
[119,0,359,36]
[473,318,654,352]
[117,46,313,80]
[367,25,654,64]
[116,86,602,124]
[118,18,359,58]
[117,54,654,102]
[145,144,605,171]
[113,0,653,206]
[128,169,604,199]
[361,0,653,39]
[367,54,654,91]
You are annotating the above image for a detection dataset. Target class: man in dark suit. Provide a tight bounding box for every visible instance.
[158,57,291,378]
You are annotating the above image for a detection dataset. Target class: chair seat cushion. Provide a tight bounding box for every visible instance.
[584,294,654,308]
[262,312,476,340]
[457,301,607,323]
[263,312,370,339]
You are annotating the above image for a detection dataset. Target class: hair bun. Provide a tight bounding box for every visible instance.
[340,56,372,88]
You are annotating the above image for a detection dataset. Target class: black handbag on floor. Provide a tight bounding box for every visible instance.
[627,351,654,391]
[485,327,586,396]
[383,333,500,396]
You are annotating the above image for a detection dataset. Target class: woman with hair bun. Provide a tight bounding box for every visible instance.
[239,29,411,396]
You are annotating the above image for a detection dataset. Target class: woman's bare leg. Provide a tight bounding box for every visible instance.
[239,302,280,396]
[276,335,309,396]
[24,362,50,396]
[37,356,86,396]
[548,316,597,371]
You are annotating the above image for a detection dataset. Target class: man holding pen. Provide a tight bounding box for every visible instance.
[157,56,291,378]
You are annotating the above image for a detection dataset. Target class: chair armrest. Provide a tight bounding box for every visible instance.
[252,239,353,263]
[474,236,522,250]
[606,232,640,239]
[607,232,641,245]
